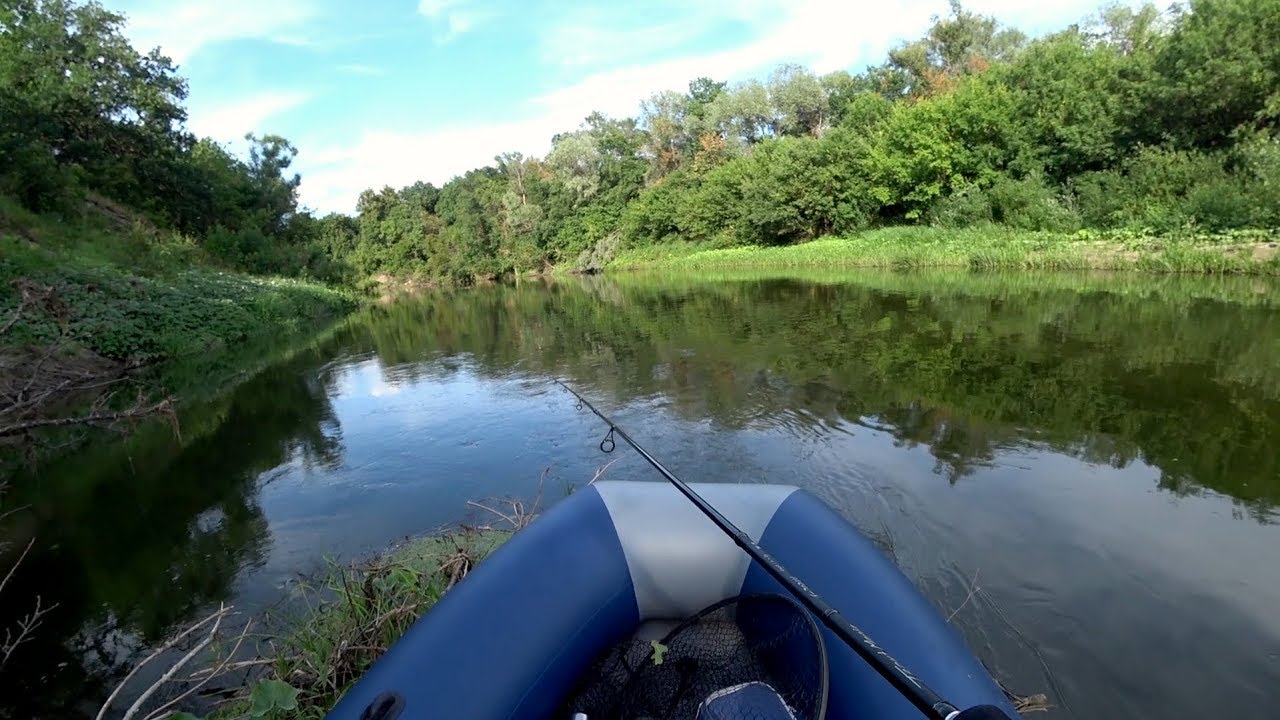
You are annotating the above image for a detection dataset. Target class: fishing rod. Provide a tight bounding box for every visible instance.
[556,380,1009,720]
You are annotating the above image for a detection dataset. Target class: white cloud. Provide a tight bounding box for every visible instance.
[296,0,1136,213]
[113,0,315,63]
[337,64,386,76]
[188,91,312,145]
[536,0,1122,117]
[298,113,568,213]
[417,0,487,40]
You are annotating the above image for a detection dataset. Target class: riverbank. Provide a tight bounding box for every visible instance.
[0,199,357,461]
[607,227,1280,275]
[95,528,511,720]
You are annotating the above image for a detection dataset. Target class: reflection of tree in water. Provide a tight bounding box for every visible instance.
[347,275,1280,515]
[0,345,345,718]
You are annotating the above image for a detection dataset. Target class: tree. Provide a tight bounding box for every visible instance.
[640,90,693,176]
[705,80,774,146]
[768,64,830,137]
[997,29,1144,179]
[872,0,1026,97]
[0,0,189,207]
[547,131,603,201]
[245,134,301,236]
[1153,0,1280,148]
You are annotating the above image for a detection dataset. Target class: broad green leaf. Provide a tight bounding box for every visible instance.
[249,679,300,717]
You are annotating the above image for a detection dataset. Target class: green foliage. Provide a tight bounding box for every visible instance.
[253,0,1280,282]
[931,175,1082,231]
[0,0,188,211]
[210,531,509,719]
[12,0,1277,287]
[0,0,348,282]
[1153,0,1280,148]
[0,209,355,365]
[1068,144,1280,231]
[249,680,300,718]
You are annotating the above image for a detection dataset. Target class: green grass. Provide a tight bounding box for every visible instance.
[1,199,356,362]
[1,196,358,460]
[609,265,1280,308]
[212,530,510,719]
[607,226,1280,275]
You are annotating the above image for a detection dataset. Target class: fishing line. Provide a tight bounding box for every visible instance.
[555,379,1011,720]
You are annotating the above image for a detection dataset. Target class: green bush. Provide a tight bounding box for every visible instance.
[620,171,696,246]
[986,175,1082,232]
[1070,143,1280,232]
[927,185,994,227]
[930,175,1080,232]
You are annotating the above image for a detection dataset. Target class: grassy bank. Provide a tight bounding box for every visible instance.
[0,198,357,454]
[607,227,1280,275]
[233,530,510,718]
[94,528,510,720]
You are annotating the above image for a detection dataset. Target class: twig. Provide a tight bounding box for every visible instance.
[141,618,253,720]
[465,500,518,528]
[0,286,37,336]
[0,537,33,596]
[188,656,274,677]
[946,568,981,623]
[2,596,55,666]
[94,604,232,720]
[588,458,619,484]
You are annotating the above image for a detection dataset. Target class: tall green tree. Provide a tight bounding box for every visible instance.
[0,0,189,208]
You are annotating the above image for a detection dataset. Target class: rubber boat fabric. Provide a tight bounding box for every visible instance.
[324,481,1017,720]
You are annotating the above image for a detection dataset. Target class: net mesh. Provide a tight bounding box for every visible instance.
[561,593,828,720]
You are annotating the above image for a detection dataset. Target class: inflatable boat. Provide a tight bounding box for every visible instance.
[325,480,1017,720]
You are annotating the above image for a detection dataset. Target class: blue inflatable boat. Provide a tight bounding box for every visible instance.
[325,480,1017,720]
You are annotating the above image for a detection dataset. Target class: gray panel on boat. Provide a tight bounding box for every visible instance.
[594,481,797,620]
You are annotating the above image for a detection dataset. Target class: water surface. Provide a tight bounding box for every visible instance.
[4,270,1279,719]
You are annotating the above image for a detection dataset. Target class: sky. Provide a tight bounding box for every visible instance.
[105,0,1124,214]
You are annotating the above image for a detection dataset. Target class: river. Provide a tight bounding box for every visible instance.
[3,270,1279,719]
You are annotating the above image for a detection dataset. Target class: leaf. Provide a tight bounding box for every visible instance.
[167,714,203,720]
[249,679,300,717]
[650,640,668,666]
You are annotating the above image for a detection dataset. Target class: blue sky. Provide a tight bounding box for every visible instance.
[106,0,1125,214]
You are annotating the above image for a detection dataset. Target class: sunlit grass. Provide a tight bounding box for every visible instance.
[608,226,1280,275]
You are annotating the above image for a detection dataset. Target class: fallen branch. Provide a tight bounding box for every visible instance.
[141,618,254,720]
[121,610,224,720]
[95,604,233,720]
[0,396,173,437]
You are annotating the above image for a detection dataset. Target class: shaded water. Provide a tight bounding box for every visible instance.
[4,270,1280,719]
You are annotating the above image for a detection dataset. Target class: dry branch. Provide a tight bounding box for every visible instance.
[95,604,234,720]
[2,595,55,667]
[0,396,174,437]
[1,277,175,453]
[589,458,619,484]
[140,618,254,720]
